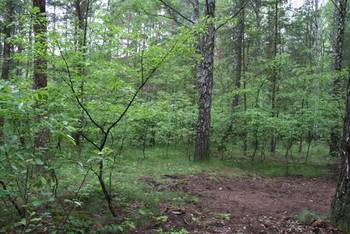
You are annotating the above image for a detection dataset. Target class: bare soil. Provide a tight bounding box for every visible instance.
[137,173,342,234]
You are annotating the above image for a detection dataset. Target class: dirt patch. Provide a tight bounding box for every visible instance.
[138,173,341,233]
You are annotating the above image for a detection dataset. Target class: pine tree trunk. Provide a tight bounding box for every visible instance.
[33,0,49,149]
[330,1,350,231]
[73,0,90,149]
[231,0,244,112]
[270,0,279,155]
[331,71,350,232]
[194,0,216,161]
[217,0,245,154]
[329,0,347,158]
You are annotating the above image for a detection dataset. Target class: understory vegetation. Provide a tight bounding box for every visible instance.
[0,145,335,233]
[1,0,350,233]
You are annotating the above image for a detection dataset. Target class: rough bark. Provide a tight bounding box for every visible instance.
[331,71,350,233]
[33,0,47,90]
[194,0,216,161]
[33,0,49,149]
[330,0,347,158]
[331,1,350,231]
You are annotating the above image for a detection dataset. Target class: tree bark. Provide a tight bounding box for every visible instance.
[0,1,15,141]
[331,1,350,231]
[73,0,90,149]
[330,0,347,158]
[270,0,279,155]
[253,0,262,61]
[231,0,245,113]
[33,0,47,90]
[33,0,49,149]
[194,0,216,161]
[1,1,15,81]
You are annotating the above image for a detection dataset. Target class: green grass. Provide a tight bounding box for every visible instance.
[231,160,329,177]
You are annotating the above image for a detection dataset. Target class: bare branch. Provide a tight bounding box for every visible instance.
[81,133,101,150]
[158,0,195,24]
[140,8,188,27]
[56,36,181,152]
[55,40,106,135]
[99,39,181,150]
[330,0,342,13]
[215,0,250,31]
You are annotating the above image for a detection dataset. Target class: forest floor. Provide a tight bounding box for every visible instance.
[137,172,340,233]
[2,146,342,233]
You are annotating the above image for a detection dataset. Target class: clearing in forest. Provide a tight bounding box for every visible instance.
[137,172,340,233]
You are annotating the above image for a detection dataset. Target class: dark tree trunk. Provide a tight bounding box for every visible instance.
[331,1,350,231]
[33,0,49,149]
[242,36,249,156]
[0,1,15,141]
[253,0,262,61]
[33,0,47,90]
[73,0,90,149]
[194,0,216,161]
[331,71,350,233]
[217,0,245,155]
[1,1,14,81]
[231,0,245,112]
[330,0,347,158]
[270,0,279,155]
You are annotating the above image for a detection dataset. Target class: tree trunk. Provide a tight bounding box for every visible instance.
[217,0,245,154]
[33,0,47,90]
[33,0,49,149]
[1,1,14,81]
[231,0,245,112]
[330,0,347,158]
[194,0,216,161]
[270,0,279,155]
[331,71,350,233]
[73,0,90,149]
[330,1,350,231]
[253,0,262,61]
[0,1,15,141]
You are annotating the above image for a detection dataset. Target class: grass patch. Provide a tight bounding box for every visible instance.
[231,160,329,177]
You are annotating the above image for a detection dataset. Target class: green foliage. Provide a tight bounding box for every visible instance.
[0,0,345,232]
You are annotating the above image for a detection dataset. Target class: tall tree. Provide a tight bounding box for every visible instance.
[269,0,280,155]
[0,0,15,141]
[32,0,49,149]
[73,0,90,149]
[232,0,245,112]
[194,0,216,161]
[331,0,350,231]
[1,0,15,81]
[329,0,347,157]
[217,0,246,155]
